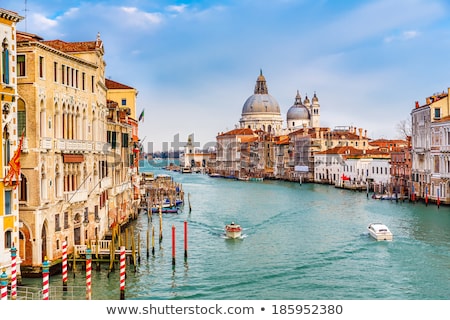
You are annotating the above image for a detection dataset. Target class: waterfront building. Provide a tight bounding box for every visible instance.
[411,100,433,201]
[105,78,141,209]
[215,128,258,177]
[0,8,23,277]
[181,135,212,172]
[429,117,450,204]
[16,31,109,272]
[105,99,139,227]
[314,146,361,185]
[389,137,412,199]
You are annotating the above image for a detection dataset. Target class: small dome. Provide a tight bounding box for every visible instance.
[312,92,319,103]
[287,90,310,121]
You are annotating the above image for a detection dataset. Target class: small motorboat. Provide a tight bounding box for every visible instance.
[225,222,242,239]
[368,223,393,241]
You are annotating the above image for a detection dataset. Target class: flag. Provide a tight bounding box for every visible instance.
[341,174,350,181]
[138,109,144,122]
[4,131,24,189]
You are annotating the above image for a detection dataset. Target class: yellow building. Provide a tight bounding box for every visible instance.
[0,8,23,277]
[16,31,109,271]
[105,78,138,119]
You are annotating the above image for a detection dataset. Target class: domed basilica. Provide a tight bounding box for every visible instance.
[239,70,320,134]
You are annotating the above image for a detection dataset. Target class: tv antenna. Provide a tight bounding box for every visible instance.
[23,0,29,32]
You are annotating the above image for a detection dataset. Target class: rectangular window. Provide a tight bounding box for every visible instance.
[61,64,65,84]
[64,211,69,229]
[434,108,441,119]
[53,62,58,82]
[55,213,61,231]
[91,75,95,93]
[17,54,26,77]
[66,66,70,85]
[5,231,12,248]
[107,131,117,149]
[121,99,127,106]
[75,70,79,88]
[122,133,129,148]
[5,190,12,215]
[39,56,44,78]
[82,72,86,90]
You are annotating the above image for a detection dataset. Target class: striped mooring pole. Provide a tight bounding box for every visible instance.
[62,241,68,291]
[42,258,50,300]
[10,245,17,300]
[86,248,92,300]
[120,246,126,300]
[0,268,7,300]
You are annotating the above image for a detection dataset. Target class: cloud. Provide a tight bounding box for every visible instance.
[120,7,163,25]
[384,30,420,43]
[30,12,58,32]
[166,4,188,14]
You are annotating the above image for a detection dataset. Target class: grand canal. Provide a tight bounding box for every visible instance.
[21,164,450,300]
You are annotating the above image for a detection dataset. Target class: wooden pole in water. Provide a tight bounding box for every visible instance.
[159,212,163,243]
[184,220,188,260]
[152,225,155,256]
[188,193,192,212]
[137,233,141,264]
[172,224,176,266]
[146,229,150,258]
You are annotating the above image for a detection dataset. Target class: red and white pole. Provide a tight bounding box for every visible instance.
[42,258,50,300]
[119,246,125,300]
[86,248,92,300]
[0,268,7,300]
[10,244,17,300]
[62,241,68,291]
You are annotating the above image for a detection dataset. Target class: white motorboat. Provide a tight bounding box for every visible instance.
[368,223,393,241]
[225,222,242,239]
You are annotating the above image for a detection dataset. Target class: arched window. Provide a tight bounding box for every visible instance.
[17,98,26,135]
[2,38,9,84]
[19,173,28,202]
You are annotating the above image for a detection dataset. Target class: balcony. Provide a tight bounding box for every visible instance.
[55,139,93,153]
[40,137,53,150]
[64,190,88,203]
[100,176,112,189]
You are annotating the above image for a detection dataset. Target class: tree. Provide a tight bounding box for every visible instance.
[396,119,412,139]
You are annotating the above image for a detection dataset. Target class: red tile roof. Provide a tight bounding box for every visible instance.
[105,78,135,90]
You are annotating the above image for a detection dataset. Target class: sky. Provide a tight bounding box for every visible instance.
[3,0,450,152]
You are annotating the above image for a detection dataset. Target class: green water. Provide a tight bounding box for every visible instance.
[21,165,450,300]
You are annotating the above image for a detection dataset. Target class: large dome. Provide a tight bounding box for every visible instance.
[242,94,280,114]
[241,70,281,115]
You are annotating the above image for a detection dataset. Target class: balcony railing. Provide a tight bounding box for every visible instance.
[64,190,88,203]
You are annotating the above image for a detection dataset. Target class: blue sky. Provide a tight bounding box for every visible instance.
[4,0,450,151]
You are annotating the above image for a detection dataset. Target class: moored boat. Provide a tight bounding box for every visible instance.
[368,223,393,241]
[225,222,242,239]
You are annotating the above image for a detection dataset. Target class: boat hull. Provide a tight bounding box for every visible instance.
[368,223,393,241]
[225,224,242,239]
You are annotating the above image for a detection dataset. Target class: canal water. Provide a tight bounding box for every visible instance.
[21,163,450,300]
